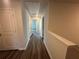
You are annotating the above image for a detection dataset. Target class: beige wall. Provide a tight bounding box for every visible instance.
[0,1,25,50]
[45,31,76,59]
[44,1,79,59]
[14,2,26,50]
[48,1,79,44]
[29,17,32,36]
[22,6,30,45]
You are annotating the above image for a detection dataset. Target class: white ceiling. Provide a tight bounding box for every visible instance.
[23,0,79,17]
[25,2,40,16]
[24,0,48,16]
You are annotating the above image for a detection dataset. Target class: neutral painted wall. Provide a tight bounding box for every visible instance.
[44,9,77,59]
[45,31,76,59]
[48,1,79,45]
[14,1,26,50]
[39,18,43,37]
[43,1,79,59]
[22,5,30,47]
[0,1,25,50]
[29,17,32,36]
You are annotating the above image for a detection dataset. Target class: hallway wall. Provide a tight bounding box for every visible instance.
[22,6,32,48]
[48,1,79,45]
[44,1,79,59]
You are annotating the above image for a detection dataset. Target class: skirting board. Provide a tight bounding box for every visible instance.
[25,39,30,49]
[18,38,30,50]
[44,40,53,59]
[19,33,32,50]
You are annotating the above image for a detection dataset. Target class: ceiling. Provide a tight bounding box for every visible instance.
[24,2,40,16]
[23,0,79,17]
[23,0,48,16]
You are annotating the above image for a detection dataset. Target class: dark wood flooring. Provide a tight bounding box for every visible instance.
[0,33,50,59]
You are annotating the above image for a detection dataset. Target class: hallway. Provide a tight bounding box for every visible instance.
[0,33,50,59]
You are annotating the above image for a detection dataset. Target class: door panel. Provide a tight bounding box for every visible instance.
[0,8,17,49]
[0,23,3,49]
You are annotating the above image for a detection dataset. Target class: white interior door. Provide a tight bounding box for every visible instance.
[0,8,17,50]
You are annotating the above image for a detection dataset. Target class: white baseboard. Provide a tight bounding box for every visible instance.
[44,40,53,59]
[18,48,26,50]
[18,39,30,50]
[25,39,30,49]
[19,33,32,50]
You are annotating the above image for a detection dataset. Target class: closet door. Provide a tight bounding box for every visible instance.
[0,22,3,49]
[0,8,17,50]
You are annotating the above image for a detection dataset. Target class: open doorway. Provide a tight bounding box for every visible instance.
[42,17,44,40]
[32,20,37,32]
[31,16,44,39]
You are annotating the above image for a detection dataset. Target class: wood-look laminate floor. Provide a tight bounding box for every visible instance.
[0,33,50,59]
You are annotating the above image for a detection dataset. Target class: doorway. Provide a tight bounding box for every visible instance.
[31,16,44,40]
[32,20,37,32]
